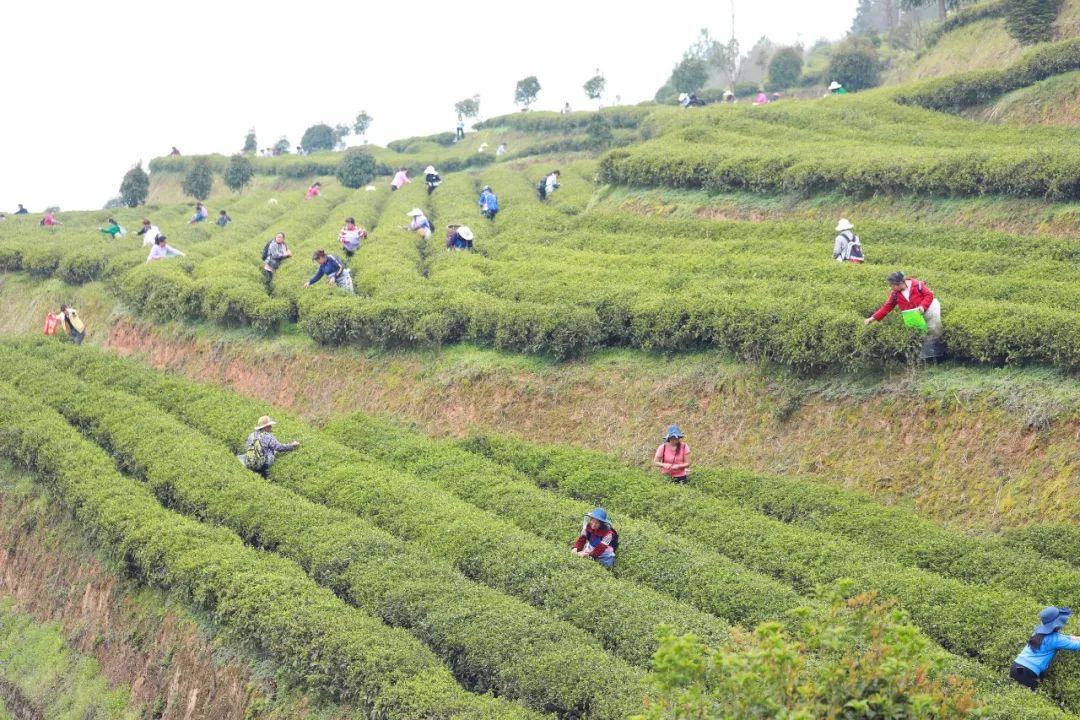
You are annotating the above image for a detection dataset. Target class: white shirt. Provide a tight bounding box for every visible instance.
[142,225,161,246]
[545,174,559,192]
[147,244,184,262]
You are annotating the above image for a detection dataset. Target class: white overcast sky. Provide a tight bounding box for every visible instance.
[1,0,856,212]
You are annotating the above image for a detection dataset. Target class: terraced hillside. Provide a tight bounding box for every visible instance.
[2,97,1079,370]
[0,339,1073,719]
[1,51,1079,717]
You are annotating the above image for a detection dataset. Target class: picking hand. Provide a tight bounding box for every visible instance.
[863,317,874,325]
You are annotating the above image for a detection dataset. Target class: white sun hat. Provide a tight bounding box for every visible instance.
[836,218,854,232]
[424,165,437,174]
[828,81,842,90]
[407,208,425,217]
[458,226,474,241]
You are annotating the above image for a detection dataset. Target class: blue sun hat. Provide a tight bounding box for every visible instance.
[1035,607,1072,634]
[585,508,610,526]
[665,424,685,441]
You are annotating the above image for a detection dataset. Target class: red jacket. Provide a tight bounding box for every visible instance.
[872,279,934,322]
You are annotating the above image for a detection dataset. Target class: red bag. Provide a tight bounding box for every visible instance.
[43,313,59,336]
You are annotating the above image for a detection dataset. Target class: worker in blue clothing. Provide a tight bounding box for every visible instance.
[479,185,499,221]
[303,249,354,294]
[571,508,618,569]
[1011,606,1080,690]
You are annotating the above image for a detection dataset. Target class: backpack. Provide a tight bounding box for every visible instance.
[244,433,268,471]
[609,527,620,551]
[847,236,864,261]
[261,239,273,261]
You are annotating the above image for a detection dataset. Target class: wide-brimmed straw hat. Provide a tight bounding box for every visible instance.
[458,226,474,241]
[424,166,437,174]
[255,415,276,430]
[406,208,424,217]
[828,81,843,90]
[836,218,854,232]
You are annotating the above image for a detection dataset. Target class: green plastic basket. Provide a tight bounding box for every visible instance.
[902,309,928,333]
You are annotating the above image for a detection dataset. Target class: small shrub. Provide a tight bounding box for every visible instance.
[335,148,377,188]
[223,154,254,193]
[767,46,803,90]
[119,164,149,207]
[181,160,213,201]
[828,39,881,91]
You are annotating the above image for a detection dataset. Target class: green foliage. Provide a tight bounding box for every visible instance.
[0,344,645,719]
[0,599,133,719]
[333,123,351,148]
[272,136,290,155]
[586,112,614,149]
[242,127,257,154]
[118,164,149,208]
[1005,0,1062,44]
[670,55,709,94]
[454,95,480,120]
[583,73,606,100]
[335,148,377,188]
[353,110,372,137]
[635,587,979,720]
[0,370,537,720]
[925,0,1008,47]
[514,76,541,108]
[767,47,803,90]
[181,159,213,201]
[828,38,881,91]
[300,123,335,152]
[898,36,1080,112]
[463,433,1080,714]
[223,153,254,193]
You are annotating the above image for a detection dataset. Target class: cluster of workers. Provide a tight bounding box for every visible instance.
[832,217,945,360]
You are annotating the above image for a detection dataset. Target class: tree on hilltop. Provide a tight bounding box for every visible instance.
[333,124,351,149]
[223,154,254,193]
[301,124,336,152]
[182,159,214,201]
[336,148,377,189]
[272,137,291,155]
[670,54,708,94]
[242,128,257,154]
[583,71,606,107]
[514,76,541,109]
[353,111,373,140]
[119,163,149,207]
[455,95,481,120]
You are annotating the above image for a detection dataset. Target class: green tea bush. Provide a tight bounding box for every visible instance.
[0,345,645,719]
[21,342,734,671]
[463,434,1080,712]
[0,379,538,720]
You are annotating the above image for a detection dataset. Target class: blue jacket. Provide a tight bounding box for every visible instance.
[1015,632,1080,676]
[479,190,499,212]
[308,255,343,285]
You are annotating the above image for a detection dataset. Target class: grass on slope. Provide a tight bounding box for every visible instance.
[974,69,1080,125]
[889,18,1023,85]
[0,596,135,720]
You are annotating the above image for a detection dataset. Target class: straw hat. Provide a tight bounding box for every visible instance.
[835,218,854,232]
[828,81,842,91]
[424,166,437,175]
[255,415,276,430]
[458,226,474,241]
[406,208,425,217]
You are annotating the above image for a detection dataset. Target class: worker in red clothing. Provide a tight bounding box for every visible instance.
[865,271,945,359]
[571,508,618,569]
